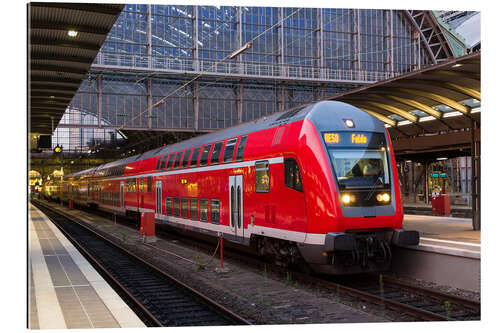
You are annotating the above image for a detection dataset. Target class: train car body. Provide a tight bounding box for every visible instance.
[43,101,419,274]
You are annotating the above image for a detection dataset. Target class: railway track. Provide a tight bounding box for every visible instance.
[34,199,480,322]
[33,201,252,327]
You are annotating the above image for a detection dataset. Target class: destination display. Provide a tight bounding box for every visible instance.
[323,131,386,148]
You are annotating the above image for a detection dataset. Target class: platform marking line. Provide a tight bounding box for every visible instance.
[420,237,481,247]
[29,210,67,329]
[42,207,146,328]
[417,243,480,256]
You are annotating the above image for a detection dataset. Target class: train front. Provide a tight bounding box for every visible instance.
[297,101,419,274]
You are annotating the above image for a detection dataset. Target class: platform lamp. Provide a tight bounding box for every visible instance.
[54,144,64,205]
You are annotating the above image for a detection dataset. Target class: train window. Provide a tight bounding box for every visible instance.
[210,199,220,224]
[255,161,270,193]
[140,178,144,192]
[147,177,152,193]
[173,151,182,169]
[210,141,223,165]
[190,198,198,220]
[166,197,172,216]
[181,198,189,218]
[235,136,248,162]
[199,144,211,167]
[160,154,168,170]
[166,152,175,170]
[156,156,162,170]
[222,138,237,163]
[181,149,190,169]
[199,198,209,222]
[190,147,201,168]
[173,197,180,217]
[284,158,303,192]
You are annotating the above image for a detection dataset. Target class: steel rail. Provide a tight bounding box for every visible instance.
[33,200,252,326]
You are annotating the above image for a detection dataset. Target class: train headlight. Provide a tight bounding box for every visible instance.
[341,194,354,205]
[376,193,391,202]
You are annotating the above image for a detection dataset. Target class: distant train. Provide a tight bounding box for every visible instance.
[42,101,419,274]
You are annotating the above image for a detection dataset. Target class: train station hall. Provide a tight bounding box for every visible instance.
[10,1,497,330]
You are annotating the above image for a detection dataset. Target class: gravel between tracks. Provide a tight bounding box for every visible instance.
[45,203,384,324]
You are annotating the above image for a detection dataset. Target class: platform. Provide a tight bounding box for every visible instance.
[28,203,146,329]
[392,214,481,292]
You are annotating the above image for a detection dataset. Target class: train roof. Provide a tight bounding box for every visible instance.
[65,101,385,178]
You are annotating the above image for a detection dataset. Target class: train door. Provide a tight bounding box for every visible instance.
[155,180,162,214]
[120,181,124,208]
[229,175,244,240]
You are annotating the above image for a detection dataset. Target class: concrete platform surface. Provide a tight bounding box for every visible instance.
[28,203,146,329]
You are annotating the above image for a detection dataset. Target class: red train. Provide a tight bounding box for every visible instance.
[42,101,419,274]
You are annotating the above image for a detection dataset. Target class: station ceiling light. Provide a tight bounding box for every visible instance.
[67,29,78,37]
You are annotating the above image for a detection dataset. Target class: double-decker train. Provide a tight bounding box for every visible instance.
[42,101,419,274]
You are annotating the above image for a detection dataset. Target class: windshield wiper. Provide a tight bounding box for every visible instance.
[365,170,383,201]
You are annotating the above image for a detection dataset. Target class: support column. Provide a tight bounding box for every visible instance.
[147,78,153,129]
[146,4,152,68]
[278,7,285,77]
[193,5,200,72]
[412,162,416,203]
[351,9,362,80]
[237,82,243,123]
[424,161,429,204]
[471,120,480,230]
[316,8,324,79]
[97,74,102,128]
[193,81,199,131]
[237,6,243,74]
[384,10,394,78]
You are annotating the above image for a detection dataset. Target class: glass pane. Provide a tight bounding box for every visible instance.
[210,141,223,165]
[173,197,180,216]
[190,198,198,220]
[181,149,190,169]
[329,149,390,189]
[230,186,235,227]
[160,154,167,170]
[166,153,174,170]
[200,198,208,222]
[190,147,201,168]
[235,136,247,162]
[210,199,220,224]
[173,152,182,169]
[223,139,237,163]
[199,144,211,166]
[181,198,189,218]
[166,197,172,216]
[237,186,241,228]
[255,161,269,192]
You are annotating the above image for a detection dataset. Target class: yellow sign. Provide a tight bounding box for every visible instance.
[181,179,188,184]
[324,133,340,144]
[351,133,367,144]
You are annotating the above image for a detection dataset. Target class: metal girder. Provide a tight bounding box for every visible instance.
[426,70,480,81]
[30,2,124,15]
[344,99,418,122]
[395,88,470,114]
[30,38,102,52]
[30,64,89,75]
[356,107,396,126]
[381,94,443,118]
[31,53,95,64]
[444,82,481,100]
[30,20,112,35]
[30,80,81,87]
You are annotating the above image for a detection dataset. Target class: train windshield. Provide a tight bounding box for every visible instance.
[329,149,390,190]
